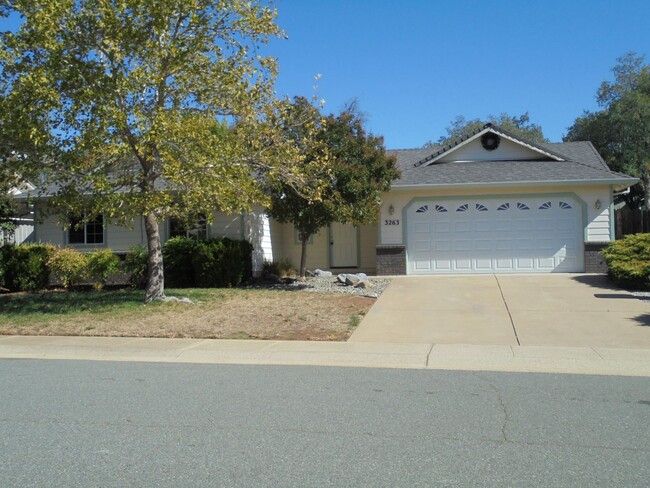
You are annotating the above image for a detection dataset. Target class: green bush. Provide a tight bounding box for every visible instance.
[124,245,148,288]
[87,249,121,290]
[48,247,88,289]
[162,236,253,288]
[162,237,198,288]
[602,233,650,290]
[0,243,54,292]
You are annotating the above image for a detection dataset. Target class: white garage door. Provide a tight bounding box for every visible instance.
[407,196,584,274]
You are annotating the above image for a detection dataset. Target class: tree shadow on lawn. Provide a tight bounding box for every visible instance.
[0,289,148,318]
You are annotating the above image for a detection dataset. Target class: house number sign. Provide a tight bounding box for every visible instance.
[384,219,400,226]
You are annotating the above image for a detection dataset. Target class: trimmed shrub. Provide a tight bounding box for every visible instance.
[0,243,54,292]
[87,249,121,290]
[602,233,650,290]
[124,245,149,288]
[162,237,198,288]
[48,247,88,289]
[162,236,253,288]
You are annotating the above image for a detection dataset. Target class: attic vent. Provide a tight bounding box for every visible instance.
[481,133,501,151]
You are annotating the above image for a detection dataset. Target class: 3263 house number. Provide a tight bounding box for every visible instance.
[384,219,400,226]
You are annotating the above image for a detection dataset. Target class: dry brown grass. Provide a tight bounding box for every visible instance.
[0,288,374,341]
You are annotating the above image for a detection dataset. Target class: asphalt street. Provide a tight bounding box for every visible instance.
[1,359,649,487]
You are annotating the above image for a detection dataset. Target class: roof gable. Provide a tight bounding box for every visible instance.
[417,124,565,167]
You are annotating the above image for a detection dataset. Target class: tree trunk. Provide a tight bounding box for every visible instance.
[642,172,650,209]
[144,212,165,302]
[299,232,309,279]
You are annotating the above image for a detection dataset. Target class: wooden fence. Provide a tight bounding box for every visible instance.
[615,207,650,238]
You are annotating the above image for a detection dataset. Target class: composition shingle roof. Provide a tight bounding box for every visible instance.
[388,136,637,188]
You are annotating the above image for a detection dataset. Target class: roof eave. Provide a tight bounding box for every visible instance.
[390,177,639,191]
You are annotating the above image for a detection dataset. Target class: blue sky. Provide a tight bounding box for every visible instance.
[269,0,650,147]
[2,1,648,148]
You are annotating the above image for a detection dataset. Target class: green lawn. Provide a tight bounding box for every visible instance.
[0,289,218,326]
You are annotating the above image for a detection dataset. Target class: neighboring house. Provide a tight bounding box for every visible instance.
[1,183,35,246]
[15,124,637,276]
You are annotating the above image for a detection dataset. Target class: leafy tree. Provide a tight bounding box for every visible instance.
[268,98,399,278]
[0,162,19,237]
[0,195,17,236]
[424,112,548,148]
[565,52,650,205]
[0,0,306,301]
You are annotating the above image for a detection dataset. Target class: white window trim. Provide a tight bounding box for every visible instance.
[168,215,209,241]
[67,214,105,245]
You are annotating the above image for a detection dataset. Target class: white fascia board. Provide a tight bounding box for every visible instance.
[488,130,565,162]
[424,127,564,166]
[391,177,639,191]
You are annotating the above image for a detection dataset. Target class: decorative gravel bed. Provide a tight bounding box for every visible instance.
[248,276,392,298]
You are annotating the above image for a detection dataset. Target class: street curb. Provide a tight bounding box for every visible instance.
[1,335,650,377]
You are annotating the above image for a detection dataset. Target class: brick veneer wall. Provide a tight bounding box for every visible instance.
[376,245,406,275]
[584,242,609,273]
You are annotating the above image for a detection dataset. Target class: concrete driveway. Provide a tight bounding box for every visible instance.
[350,274,650,348]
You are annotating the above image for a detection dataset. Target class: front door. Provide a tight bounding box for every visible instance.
[330,223,358,268]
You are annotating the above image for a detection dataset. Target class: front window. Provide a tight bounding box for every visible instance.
[68,215,104,244]
[169,215,208,241]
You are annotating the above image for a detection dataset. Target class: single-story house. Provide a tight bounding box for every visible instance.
[18,124,638,276]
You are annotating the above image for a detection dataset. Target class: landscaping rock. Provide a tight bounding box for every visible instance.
[245,275,391,298]
[345,275,361,286]
[354,280,373,289]
[337,274,348,284]
[357,273,368,281]
[314,269,332,278]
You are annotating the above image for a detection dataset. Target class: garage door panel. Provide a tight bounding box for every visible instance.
[537,219,554,231]
[434,222,451,233]
[474,239,492,251]
[495,239,512,251]
[516,258,535,269]
[515,238,534,250]
[434,259,452,270]
[495,258,514,270]
[538,257,555,269]
[538,238,555,251]
[475,221,491,232]
[413,260,431,271]
[413,240,431,252]
[558,257,577,269]
[435,240,451,251]
[514,219,535,231]
[454,239,472,251]
[407,197,583,274]
[495,220,512,232]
